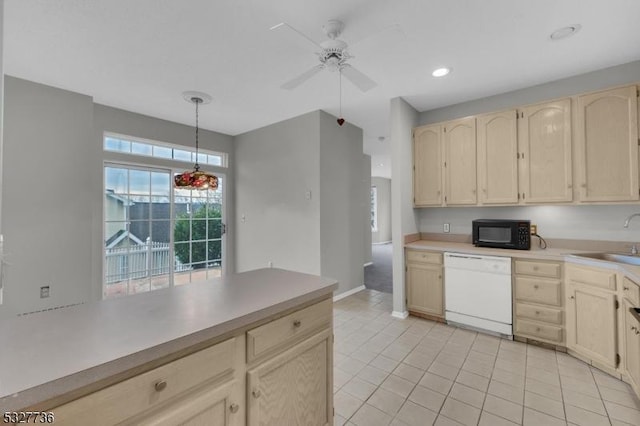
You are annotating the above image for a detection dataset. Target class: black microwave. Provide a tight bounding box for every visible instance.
[472,219,531,250]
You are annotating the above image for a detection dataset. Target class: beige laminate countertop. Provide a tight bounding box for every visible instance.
[0,268,338,412]
[406,239,640,283]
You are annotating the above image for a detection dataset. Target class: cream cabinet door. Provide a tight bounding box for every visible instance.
[413,124,443,206]
[576,85,639,202]
[624,303,640,389]
[406,263,443,317]
[129,379,243,426]
[477,110,518,204]
[518,99,573,203]
[247,329,332,426]
[444,117,477,205]
[566,284,618,369]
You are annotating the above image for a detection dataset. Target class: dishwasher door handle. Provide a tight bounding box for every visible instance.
[446,254,486,260]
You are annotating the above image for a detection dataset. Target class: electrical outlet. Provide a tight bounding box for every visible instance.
[268,261,273,268]
[40,286,50,298]
[443,223,450,233]
[531,224,538,235]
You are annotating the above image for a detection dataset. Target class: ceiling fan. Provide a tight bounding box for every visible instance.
[271,19,377,92]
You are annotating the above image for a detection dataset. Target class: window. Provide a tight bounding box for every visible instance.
[371,186,378,232]
[104,133,227,167]
[103,134,226,299]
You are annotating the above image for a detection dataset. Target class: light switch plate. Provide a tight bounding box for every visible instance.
[443,223,450,233]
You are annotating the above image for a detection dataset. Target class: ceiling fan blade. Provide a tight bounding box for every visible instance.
[340,65,377,92]
[270,22,323,50]
[281,65,324,90]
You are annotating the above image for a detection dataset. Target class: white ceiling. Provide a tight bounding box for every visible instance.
[5,1,640,179]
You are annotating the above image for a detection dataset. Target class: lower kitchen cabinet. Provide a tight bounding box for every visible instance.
[566,264,619,371]
[47,297,334,426]
[246,329,332,426]
[513,259,564,346]
[405,250,444,319]
[624,301,640,392]
[133,379,242,426]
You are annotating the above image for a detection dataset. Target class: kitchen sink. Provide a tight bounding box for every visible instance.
[572,252,640,266]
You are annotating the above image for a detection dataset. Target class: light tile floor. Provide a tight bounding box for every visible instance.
[333,289,640,426]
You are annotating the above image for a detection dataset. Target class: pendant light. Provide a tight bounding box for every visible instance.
[174,92,219,190]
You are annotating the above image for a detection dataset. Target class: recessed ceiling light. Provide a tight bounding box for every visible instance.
[550,24,582,41]
[432,67,451,78]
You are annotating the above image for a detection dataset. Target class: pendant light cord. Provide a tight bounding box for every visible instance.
[194,97,201,171]
[339,69,343,117]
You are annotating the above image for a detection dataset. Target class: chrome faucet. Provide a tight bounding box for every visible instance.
[624,213,640,255]
[623,213,640,228]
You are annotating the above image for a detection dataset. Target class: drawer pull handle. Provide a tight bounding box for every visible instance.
[229,403,239,413]
[533,266,539,271]
[624,286,629,291]
[533,285,539,289]
[293,320,302,328]
[252,389,262,399]
[535,311,540,315]
[636,330,640,336]
[570,296,575,299]
[154,380,167,392]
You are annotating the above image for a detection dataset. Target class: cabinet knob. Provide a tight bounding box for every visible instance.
[535,311,540,315]
[229,403,239,413]
[624,286,629,291]
[533,266,539,271]
[570,295,575,299]
[632,326,638,331]
[154,380,167,392]
[533,284,539,289]
[568,183,572,189]
[252,389,262,399]
[293,319,301,328]
[536,327,541,332]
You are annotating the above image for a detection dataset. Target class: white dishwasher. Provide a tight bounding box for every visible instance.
[444,252,513,338]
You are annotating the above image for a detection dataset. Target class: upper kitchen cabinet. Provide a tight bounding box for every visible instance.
[518,99,573,203]
[444,117,477,205]
[413,124,443,206]
[477,110,519,204]
[576,85,639,202]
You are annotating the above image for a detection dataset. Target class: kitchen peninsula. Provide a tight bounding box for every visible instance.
[0,268,337,425]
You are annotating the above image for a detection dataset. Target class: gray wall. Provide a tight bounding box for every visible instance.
[234,111,321,275]
[1,77,94,318]
[390,97,419,316]
[372,177,391,243]
[319,110,365,294]
[235,110,367,296]
[415,60,640,243]
[363,155,372,264]
[0,77,234,318]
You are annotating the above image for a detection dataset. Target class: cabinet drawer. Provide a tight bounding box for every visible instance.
[566,264,616,290]
[515,302,563,325]
[406,250,443,264]
[52,337,238,425]
[247,298,332,363]
[515,277,562,306]
[622,277,640,306]
[516,319,563,343]
[514,260,561,278]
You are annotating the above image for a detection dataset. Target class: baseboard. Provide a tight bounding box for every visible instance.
[372,241,392,245]
[333,285,366,302]
[391,310,409,319]
[364,262,373,267]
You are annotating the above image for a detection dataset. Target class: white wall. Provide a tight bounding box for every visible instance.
[372,177,391,243]
[415,60,640,245]
[0,0,4,231]
[0,77,234,318]
[390,97,419,317]
[319,110,365,294]
[234,111,321,275]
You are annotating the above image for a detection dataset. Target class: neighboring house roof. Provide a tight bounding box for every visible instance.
[106,189,134,206]
[105,229,146,249]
